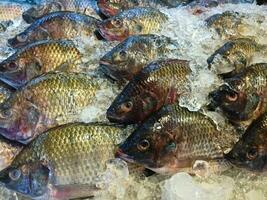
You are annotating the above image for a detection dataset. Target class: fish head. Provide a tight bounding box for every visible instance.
[0,100,41,144]
[0,162,49,197]
[22,2,62,23]
[117,109,179,173]
[97,0,131,17]
[8,32,30,49]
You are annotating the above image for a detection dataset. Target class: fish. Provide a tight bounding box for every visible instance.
[0,40,82,88]
[0,81,14,105]
[8,11,100,48]
[0,2,30,21]
[0,123,129,199]
[116,104,235,174]
[209,63,267,129]
[97,7,168,42]
[207,38,267,77]
[23,0,99,24]
[0,135,23,171]
[97,0,190,17]
[99,34,180,81]
[0,72,101,144]
[225,112,267,173]
[107,59,191,124]
[0,20,13,32]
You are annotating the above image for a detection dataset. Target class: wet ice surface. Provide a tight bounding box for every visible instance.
[0,2,267,200]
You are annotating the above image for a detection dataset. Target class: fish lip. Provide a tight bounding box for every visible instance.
[22,12,36,24]
[97,24,125,41]
[116,149,135,163]
[99,63,120,81]
[97,1,118,17]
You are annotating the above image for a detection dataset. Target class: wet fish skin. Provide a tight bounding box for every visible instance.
[8,11,100,48]
[0,3,29,21]
[117,103,234,174]
[225,112,267,172]
[100,34,179,81]
[107,59,191,124]
[207,38,266,77]
[0,72,100,144]
[97,7,168,42]
[0,123,128,199]
[0,40,82,88]
[0,81,14,105]
[23,0,99,24]
[209,63,267,128]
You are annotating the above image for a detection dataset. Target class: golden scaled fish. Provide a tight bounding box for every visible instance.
[0,2,29,21]
[207,38,267,78]
[100,34,179,81]
[8,11,100,48]
[117,104,236,174]
[209,63,267,129]
[0,81,14,105]
[0,40,82,88]
[0,123,129,199]
[107,59,191,124]
[23,0,99,23]
[97,7,168,41]
[0,72,100,144]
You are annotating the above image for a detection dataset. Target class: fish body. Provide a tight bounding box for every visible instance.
[117,104,235,174]
[0,123,128,199]
[0,81,14,105]
[0,72,100,144]
[0,40,82,88]
[207,38,266,77]
[107,59,191,124]
[98,7,168,41]
[100,34,180,81]
[0,2,30,21]
[209,63,267,128]
[23,0,99,23]
[225,112,267,172]
[8,11,100,48]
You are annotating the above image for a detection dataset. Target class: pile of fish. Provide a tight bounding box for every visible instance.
[0,0,266,199]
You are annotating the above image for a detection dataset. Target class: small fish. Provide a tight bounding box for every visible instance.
[97,0,190,17]
[207,38,267,77]
[97,7,168,41]
[100,34,179,81]
[107,59,191,124]
[8,11,100,48]
[0,123,129,199]
[0,20,13,32]
[117,104,235,174]
[209,63,267,128]
[23,0,99,23]
[0,81,14,105]
[0,40,82,88]
[225,112,267,173]
[0,72,101,144]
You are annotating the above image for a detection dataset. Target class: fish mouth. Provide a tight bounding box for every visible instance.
[99,61,120,81]
[97,24,126,42]
[97,1,118,17]
[115,149,135,163]
[22,11,36,24]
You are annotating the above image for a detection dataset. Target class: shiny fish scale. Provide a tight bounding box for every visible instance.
[0,4,24,21]
[12,123,127,185]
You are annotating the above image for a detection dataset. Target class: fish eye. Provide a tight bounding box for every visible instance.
[8,62,18,70]
[120,101,133,113]
[119,50,127,58]
[16,34,28,43]
[137,139,150,151]
[225,93,238,102]
[111,19,123,28]
[9,169,21,181]
[2,109,12,118]
[246,148,258,160]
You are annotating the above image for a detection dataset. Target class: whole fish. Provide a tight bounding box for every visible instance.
[0,72,100,144]
[8,11,100,48]
[0,2,30,21]
[0,135,23,171]
[107,59,191,124]
[100,34,180,81]
[117,104,235,174]
[209,63,267,128]
[0,81,14,105]
[0,40,82,88]
[207,38,267,77]
[225,112,267,173]
[23,0,99,23]
[0,20,13,32]
[0,123,129,199]
[97,7,168,42]
[97,0,190,17]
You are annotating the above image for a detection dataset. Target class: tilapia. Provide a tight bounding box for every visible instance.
[0,72,100,144]
[225,112,267,173]
[207,38,267,77]
[97,7,168,41]
[23,0,99,23]
[97,0,191,17]
[100,34,180,81]
[0,40,82,88]
[117,103,235,174]
[209,63,267,129]
[0,123,129,199]
[107,59,191,124]
[8,11,100,48]
[0,81,14,105]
